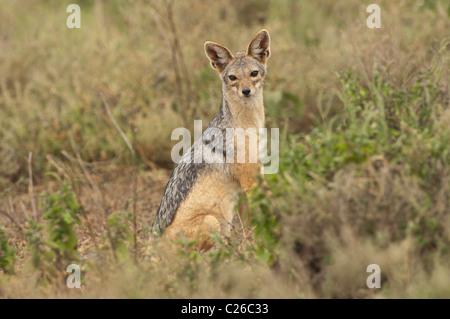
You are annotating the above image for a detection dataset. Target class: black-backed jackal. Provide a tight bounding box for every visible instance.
[152,29,271,250]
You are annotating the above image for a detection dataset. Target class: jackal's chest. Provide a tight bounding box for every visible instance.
[233,105,265,130]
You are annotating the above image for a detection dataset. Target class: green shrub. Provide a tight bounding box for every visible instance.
[24,182,82,284]
[107,210,133,261]
[262,46,449,296]
[0,227,16,275]
[40,182,82,265]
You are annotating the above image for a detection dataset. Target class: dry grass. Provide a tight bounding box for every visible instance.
[0,0,449,298]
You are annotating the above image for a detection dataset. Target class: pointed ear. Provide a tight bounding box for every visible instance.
[204,41,234,73]
[246,29,270,65]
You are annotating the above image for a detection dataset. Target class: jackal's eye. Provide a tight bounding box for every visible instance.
[250,71,259,77]
[228,75,237,81]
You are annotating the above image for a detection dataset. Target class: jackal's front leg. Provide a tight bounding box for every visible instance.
[230,162,261,193]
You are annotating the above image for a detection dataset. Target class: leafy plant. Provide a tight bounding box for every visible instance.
[0,227,16,275]
[107,210,133,261]
[40,182,82,266]
[24,219,46,272]
[24,181,82,284]
[248,184,280,265]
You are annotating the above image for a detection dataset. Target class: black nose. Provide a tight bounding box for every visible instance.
[242,88,251,96]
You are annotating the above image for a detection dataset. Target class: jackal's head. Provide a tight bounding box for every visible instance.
[204,29,270,99]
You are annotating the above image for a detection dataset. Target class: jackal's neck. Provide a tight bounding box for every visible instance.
[221,91,265,129]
